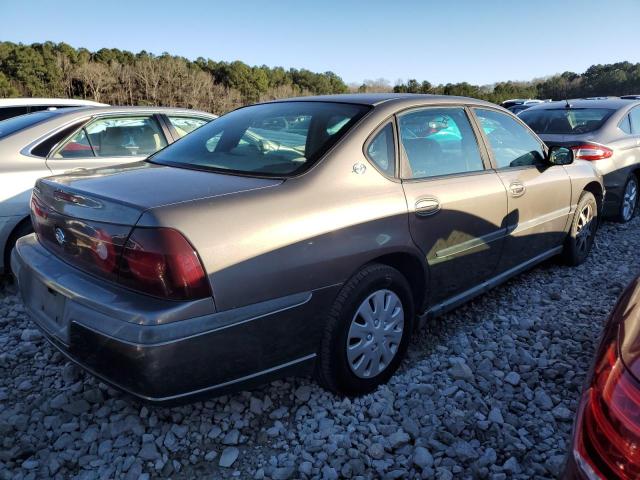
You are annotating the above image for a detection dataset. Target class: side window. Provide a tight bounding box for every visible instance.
[167,116,209,138]
[55,129,94,158]
[630,108,640,134]
[398,107,484,179]
[366,123,395,176]
[32,122,86,157]
[619,114,632,134]
[53,116,168,159]
[474,108,545,169]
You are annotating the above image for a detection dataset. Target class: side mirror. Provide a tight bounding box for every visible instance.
[548,146,573,165]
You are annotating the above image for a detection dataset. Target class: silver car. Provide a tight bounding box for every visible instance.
[519,98,640,222]
[0,106,216,274]
[0,98,108,121]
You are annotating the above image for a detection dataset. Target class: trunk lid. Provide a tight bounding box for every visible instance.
[537,133,600,148]
[31,161,282,283]
[36,161,282,223]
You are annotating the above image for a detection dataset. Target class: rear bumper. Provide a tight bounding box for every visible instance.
[12,234,335,404]
[0,214,23,274]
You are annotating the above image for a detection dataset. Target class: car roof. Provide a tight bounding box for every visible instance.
[524,98,640,111]
[0,98,108,107]
[36,105,217,120]
[263,93,498,108]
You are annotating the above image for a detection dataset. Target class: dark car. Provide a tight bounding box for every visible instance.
[564,275,640,479]
[519,98,640,222]
[508,104,533,115]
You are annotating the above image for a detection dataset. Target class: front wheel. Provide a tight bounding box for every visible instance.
[617,174,638,223]
[561,191,598,266]
[316,264,414,396]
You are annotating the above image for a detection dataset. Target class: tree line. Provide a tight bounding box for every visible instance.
[0,42,348,114]
[386,62,640,103]
[1,42,639,115]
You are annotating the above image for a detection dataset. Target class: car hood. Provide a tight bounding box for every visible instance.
[36,161,283,224]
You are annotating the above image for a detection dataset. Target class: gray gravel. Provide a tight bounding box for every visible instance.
[1,217,639,479]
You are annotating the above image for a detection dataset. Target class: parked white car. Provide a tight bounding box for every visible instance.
[0,98,108,121]
[0,106,216,273]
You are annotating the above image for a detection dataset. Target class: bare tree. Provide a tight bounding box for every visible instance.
[134,57,163,105]
[108,61,136,105]
[56,53,75,98]
[74,63,115,103]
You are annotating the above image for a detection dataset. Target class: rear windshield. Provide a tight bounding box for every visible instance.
[519,108,614,134]
[0,110,60,140]
[151,101,371,176]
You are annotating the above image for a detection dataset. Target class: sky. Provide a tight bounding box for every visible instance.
[2,0,639,86]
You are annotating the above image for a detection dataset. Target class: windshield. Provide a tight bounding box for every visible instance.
[151,101,370,176]
[0,110,61,140]
[519,108,614,134]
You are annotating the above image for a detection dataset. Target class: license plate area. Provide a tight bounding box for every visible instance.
[28,277,69,343]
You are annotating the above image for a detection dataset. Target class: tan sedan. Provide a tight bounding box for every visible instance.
[12,94,603,403]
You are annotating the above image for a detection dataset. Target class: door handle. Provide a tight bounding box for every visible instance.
[509,182,526,197]
[415,198,440,216]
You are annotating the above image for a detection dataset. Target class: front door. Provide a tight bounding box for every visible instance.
[472,107,572,272]
[398,106,508,304]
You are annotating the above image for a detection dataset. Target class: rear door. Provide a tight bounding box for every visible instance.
[398,106,508,303]
[472,107,571,273]
[45,114,170,174]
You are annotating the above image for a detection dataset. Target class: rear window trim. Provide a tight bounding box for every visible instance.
[150,101,374,179]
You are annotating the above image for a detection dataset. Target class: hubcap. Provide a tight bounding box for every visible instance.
[347,289,404,379]
[576,202,594,254]
[622,178,638,221]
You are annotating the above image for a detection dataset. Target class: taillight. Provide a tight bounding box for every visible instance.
[118,228,210,301]
[572,144,613,161]
[31,191,209,301]
[574,338,640,479]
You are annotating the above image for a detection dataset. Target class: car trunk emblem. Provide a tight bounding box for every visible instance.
[55,227,66,246]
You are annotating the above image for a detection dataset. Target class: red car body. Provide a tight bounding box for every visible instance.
[564,275,640,479]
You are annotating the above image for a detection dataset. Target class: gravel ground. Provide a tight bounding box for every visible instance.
[1,217,639,480]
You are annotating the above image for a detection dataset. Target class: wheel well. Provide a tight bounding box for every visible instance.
[369,252,427,312]
[583,181,603,211]
[3,216,33,274]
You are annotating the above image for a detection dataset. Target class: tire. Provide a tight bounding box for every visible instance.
[316,263,414,396]
[3,220,33,276]
[561,191,598,266]
[617,174,638,223]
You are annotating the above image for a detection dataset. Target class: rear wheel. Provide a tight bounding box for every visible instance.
[617,174,638,223]
[561,191,597,266]
[316,263,414,396]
